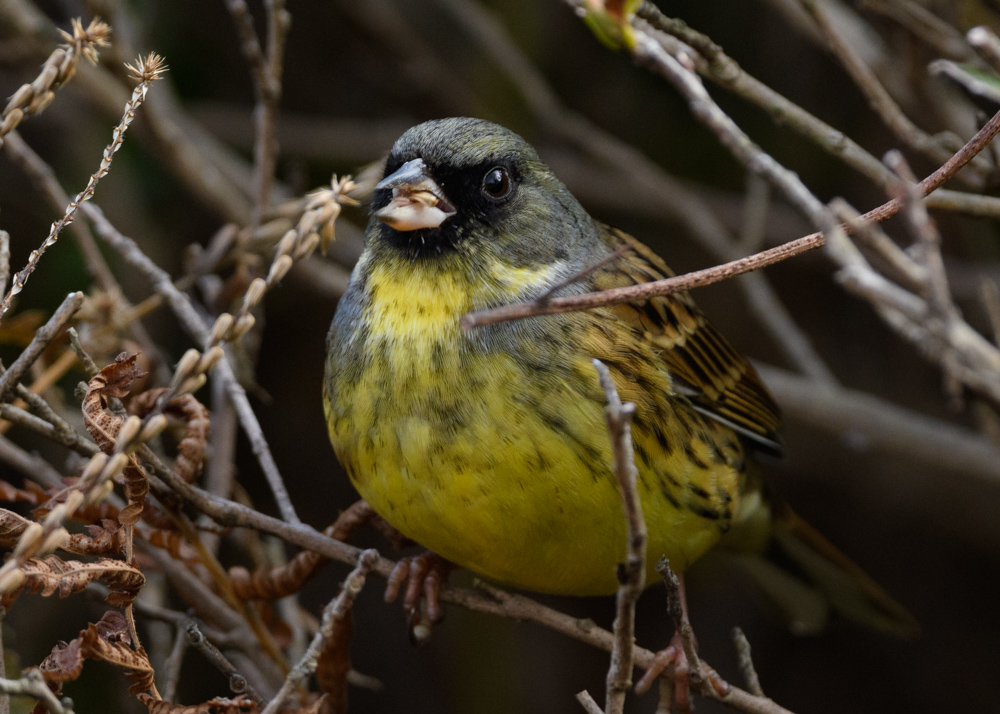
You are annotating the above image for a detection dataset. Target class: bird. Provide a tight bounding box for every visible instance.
[323,117,916,705]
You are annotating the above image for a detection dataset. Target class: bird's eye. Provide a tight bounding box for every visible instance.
[482,167,512,199]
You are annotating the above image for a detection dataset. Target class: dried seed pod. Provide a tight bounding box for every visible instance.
[178,374,207,396]
[138,413,168,442]
[115,415,143,452]
[197,345,225,374]
[267,254,294,286]
[0,568,26,594]
[14,522,44,558]
[39,528,70,554]
[172,349,201,386]
[210,313,235,345]
[231,314,256,340]
[241,278,267,313]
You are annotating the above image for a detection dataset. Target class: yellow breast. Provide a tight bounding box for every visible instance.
[325,255,743,595]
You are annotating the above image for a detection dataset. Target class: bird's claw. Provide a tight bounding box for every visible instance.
[384,551,453,644]
[635,631,730,712]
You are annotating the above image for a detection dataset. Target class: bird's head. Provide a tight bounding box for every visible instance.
[368,118,598,272]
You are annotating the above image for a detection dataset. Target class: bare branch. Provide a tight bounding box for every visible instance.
[260,549,379,714]
[464,107,1000,329]
[593,360,645,714]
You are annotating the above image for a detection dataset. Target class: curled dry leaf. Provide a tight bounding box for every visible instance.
[0,478,48,504]
[146,527,200,564]
[136,694,259,714]
[1,509,121,556]
[69,518,124,556]
[230,501,374,601]
[38,610,155,694]
[3,554,144,607]
[130,387,211,482]
[30,478,122,525]
[83,352,149,526]
[0,506,30,546]
[315,616,352,714]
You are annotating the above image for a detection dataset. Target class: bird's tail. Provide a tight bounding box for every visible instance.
[715,489,919,638]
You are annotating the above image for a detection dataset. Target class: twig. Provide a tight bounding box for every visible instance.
[0,605,6,714]
[732,628,764,698]
[463,107,1000,328]
[260,549,379,714]
[576,690,606,714]
[82,202,301,524]
[66,328,100,376]
[225,0,290,228]
[152,454,787,713]
[967,26,1000,75]
[796,0,967,172]
[444,0,834,383]
[0,54,165,323]
[185,620,263,704]
[0,433,65,489]
[0,18,110,144]
[160,623,189,702]
[756,363,1000,483]
[222,0,268,87]
[250,0,290,229]
[539,244,632,302]
[831,199,927,291]
[0,230,9,297]
[593,360,645,714]
[657,558,700,676]
[0,292,84,400]
[0,670,73,714]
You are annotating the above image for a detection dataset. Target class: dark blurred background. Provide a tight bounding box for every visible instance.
[2,0,1000,712]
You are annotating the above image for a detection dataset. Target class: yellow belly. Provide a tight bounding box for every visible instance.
[325,258,740,595]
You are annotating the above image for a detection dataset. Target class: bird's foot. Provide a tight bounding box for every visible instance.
[384,551,454,644]
[634,630,729,713]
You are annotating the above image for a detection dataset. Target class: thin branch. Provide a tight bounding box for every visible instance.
[0,670,73,714]
[260,549,379,714]
[81,202,301,524]
[593,360,645,714]
[0,229,9,297]
[444,0,835,383]
[249,0,290,229]
[796,0,970,173]
[732,628,764,698]
[160,623,189,702]
[463,107,1000,329]
[185,620,263,704]
[151,452,786,714]
[0,291,84,400]
[576,690,606,714]
[0,54,165,322]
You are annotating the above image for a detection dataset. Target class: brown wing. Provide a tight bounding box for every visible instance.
[592,225,783,454]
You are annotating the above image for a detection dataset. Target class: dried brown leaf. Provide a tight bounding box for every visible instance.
[65,519,123,556]
[38,610,155,694]
[0,507,30,546]
[230,501,374,601]
[146,527,199,564]
[315,616,352,714]
[4,554,143,607]
[1,509,121,556]
[130,388,211,482]
[0,479,48,505]
[83,353,149,526]
[31,479,122,525]
[136,694,259,714]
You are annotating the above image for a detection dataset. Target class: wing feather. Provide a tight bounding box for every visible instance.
[593,225,783,454]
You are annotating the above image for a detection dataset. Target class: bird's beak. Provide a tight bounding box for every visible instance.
[374,158,457,231]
